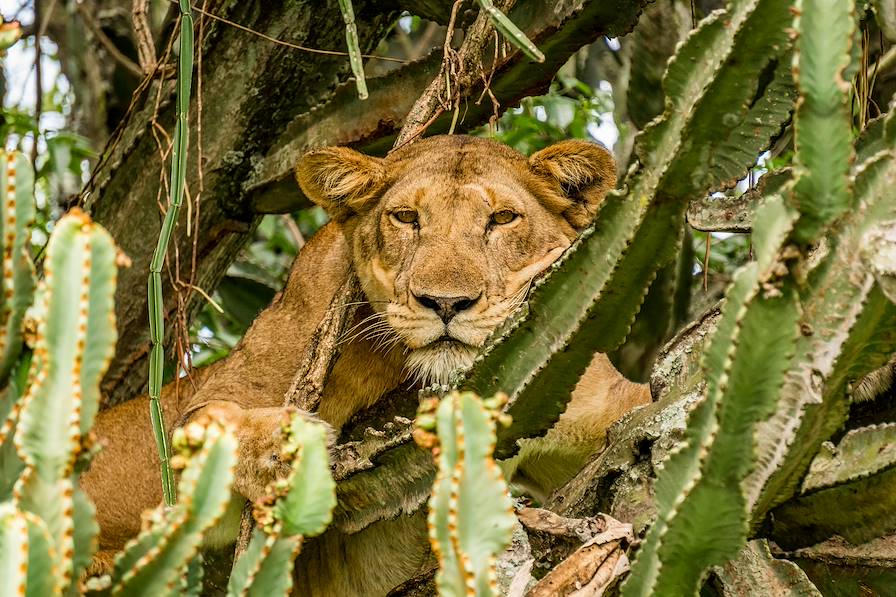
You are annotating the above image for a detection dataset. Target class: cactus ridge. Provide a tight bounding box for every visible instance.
[111,422,237,596]
[748,149,896,518]
[0,502,59,597]
[228,527,303,597]
[422,392,515,597]
[788,0,857,243]
[228,415,336,597]
[0,151,36,384]
[802,423,896,493]
[232,527,279,596]
[627,0,896,590]
[8,211,118,592]
[624,192,803,596]
[15,213,117,479]
[768,423,896,548]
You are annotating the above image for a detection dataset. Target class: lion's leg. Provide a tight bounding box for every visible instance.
[507,353,651,500]
[294,509,430,597]
[181,400,333,503]
[81,395,169,553]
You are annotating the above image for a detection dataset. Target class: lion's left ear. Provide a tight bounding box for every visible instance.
[529,140,616,230]
[295,146,386,221]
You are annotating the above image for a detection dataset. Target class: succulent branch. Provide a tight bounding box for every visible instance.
[109,421,237,596]
[415,392,516,597]
[622,1,896,592]
[463,0,796,460]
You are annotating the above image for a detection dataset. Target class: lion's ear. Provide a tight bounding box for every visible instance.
[529,140,616,230]
[295,146,386,221]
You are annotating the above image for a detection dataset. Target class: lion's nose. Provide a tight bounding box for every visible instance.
[413,293,479,323]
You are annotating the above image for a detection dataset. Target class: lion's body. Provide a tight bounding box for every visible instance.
[81,136,651,594]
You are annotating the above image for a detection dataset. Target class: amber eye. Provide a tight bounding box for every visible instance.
[392,209,418,225]
[490,210,518,226]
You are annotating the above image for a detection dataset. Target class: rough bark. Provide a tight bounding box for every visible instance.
[245,0,652,214]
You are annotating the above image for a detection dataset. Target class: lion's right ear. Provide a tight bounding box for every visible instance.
[295,147,386,221]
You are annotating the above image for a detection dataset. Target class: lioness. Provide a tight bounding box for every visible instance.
[82,135,650,594]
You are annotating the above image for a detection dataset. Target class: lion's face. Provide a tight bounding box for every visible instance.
[297,135,615,385]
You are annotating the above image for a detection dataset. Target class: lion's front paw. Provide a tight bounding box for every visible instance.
[213,405,332,502]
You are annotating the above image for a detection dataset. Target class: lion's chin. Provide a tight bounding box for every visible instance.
[404,341,479,386]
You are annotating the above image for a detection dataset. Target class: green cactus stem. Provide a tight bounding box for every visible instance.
[462,0,796,460]
[0,150,36,386]
[12,209,118,590]
[788,0,857,243]
[768,423,896,549]
[0,503,56,597]
[624,0,896,592]
[416,392,515,597]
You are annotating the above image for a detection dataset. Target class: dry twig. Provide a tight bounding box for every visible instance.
[132,0,156,74]
[76,1,143,77]
[393,0,516,148]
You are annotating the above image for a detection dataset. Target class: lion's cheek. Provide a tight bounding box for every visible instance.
[357,256,401,303]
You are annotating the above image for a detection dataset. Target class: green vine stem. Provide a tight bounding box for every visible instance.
[337,0,368,100]
[148,0,194,507]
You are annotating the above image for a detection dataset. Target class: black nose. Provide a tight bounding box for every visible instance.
[414,294,479,323]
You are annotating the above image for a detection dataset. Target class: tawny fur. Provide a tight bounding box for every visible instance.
[81,135,651,594]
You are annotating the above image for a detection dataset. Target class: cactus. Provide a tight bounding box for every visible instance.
[621,0,896,593]
[108,421,237,596]
[462,0,796,459]
[713,540,821,596]
[767,424,896,549]
[415,392,515,597]
[227,415,336,597]
[0,149,37,499]
[12,209,118,590]
[0,150,36,384]
[0,150,338,596]
[0,201,118,597]
[0,502,55,597]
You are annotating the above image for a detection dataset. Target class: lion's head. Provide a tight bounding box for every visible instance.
[296,135,615,385]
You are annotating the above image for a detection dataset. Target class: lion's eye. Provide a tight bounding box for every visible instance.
[392,210,418,225]
[490,210,518,226]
